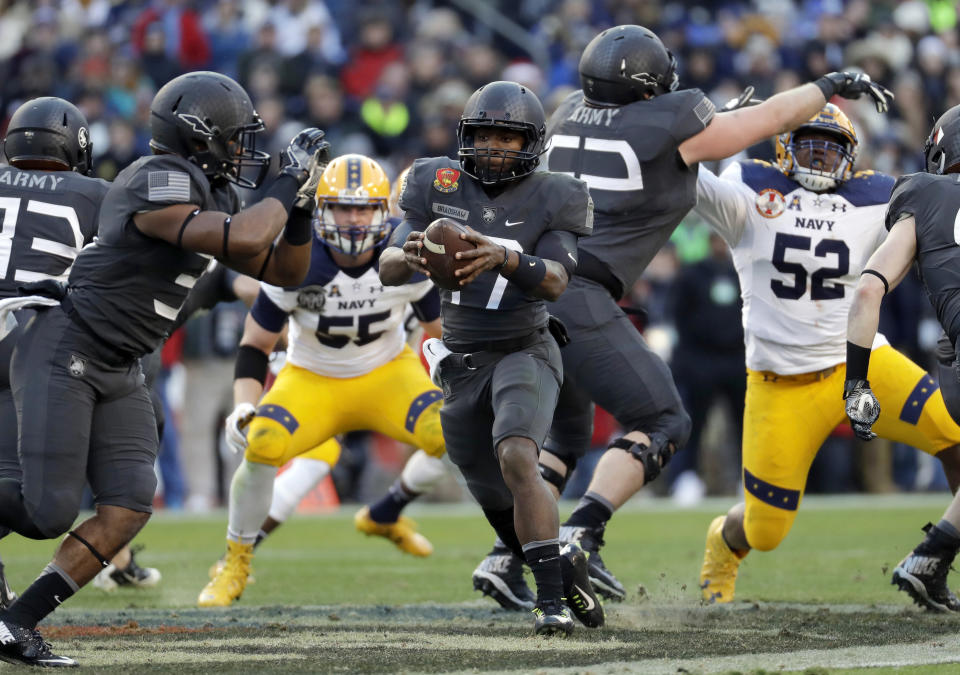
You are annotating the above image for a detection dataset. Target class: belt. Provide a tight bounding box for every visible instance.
[757,364,840,383]
[443,328,547,371]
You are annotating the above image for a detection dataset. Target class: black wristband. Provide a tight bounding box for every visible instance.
[505,253,547,292]
[283,207,313,245]
[846,341,871,381]
[265,174,300,214]
[814,75,837,101]
[235,344,269,385]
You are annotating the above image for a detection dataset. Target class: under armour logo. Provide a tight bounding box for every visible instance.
[68,354,86,378]
[831,202,847,212]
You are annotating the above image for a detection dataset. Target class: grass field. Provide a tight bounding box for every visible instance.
[4,494,960,673]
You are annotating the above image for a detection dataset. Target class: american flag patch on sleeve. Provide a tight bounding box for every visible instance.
[148,171,191,202]
[693,97,716,125]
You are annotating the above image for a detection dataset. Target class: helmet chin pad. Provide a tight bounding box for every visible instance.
[795,172,838,192]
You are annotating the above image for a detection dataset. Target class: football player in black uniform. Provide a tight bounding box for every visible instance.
[468,24,894,602]
[0,72,328,667]
[846,104,960,613]
[380,81,598,635]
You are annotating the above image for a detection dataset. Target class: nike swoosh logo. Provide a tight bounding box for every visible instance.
[54,595,62,604]
[567,252,576,263]
[573,585,595,610]
[505,220,523,227]
[528,261,536,267]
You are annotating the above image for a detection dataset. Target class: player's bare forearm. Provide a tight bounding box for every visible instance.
[379,246,416,286]
[259,238,311,286]
[233,377,264,408]
[847,277,885,349]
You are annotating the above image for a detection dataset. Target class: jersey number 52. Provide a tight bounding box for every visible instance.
[771,233,849,300]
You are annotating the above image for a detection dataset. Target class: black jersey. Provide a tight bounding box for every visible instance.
[886,172,960,344]
[545,88,715,296]
[0,166,107,299]
[398,156,592,346]
[67,154,241,357]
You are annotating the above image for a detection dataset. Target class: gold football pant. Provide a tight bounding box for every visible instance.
[244,345,445,467]
[742,345,960,551]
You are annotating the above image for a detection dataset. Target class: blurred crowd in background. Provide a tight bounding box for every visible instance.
[1,0,957,511]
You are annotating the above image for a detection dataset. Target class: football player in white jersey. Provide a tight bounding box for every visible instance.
[199,155,446,607]
[693,103,960,604]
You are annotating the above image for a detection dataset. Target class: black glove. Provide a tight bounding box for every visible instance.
[843,378,880,441]
[279,128,330,187]
[815,72,894,113]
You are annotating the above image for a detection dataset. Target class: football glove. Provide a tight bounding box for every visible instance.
[279,128,330,188]
[816,71,894,113]
[224,402,257,455]
[843,378,880,441]
[720,85,761,112]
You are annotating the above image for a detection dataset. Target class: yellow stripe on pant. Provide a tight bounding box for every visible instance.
[244,345,445,467]
[742,345,960,551]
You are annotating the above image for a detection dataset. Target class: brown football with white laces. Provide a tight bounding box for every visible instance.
[420,218,476,291]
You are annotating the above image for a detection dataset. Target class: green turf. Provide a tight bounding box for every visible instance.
[1,495,958,672]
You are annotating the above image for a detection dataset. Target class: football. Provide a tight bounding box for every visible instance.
[420,218,476,291]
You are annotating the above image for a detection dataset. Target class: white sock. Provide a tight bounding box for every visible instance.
[267,457,331,523]
[400,450,447,494]
[227,460,277,544]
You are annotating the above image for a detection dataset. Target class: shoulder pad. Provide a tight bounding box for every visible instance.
[737,159,796,195]
[835,170,895,207]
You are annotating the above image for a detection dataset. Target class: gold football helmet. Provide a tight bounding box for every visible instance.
[388,165,411,218]
[775,103,858,192]
[314,154,390,256]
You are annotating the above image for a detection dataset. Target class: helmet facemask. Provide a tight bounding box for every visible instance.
[457,120,542,185]
[314,198,389,257]
[784,132,856,192]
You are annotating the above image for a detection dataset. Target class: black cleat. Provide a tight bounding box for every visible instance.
[560,542,604,628]
[561,524,626,601]
[0,620,76,667]
[532,600,574,637]
[472,550,535,611]
[892,551,960,612]
[0,560,16,611]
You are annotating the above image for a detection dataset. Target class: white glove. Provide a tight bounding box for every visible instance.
[225,402,257,454]
[422,338,452,387]
[843,379,880,441]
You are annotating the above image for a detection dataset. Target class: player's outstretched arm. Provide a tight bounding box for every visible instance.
[680,72,893,165]
[843,217,917,441]
[380,229,429,286]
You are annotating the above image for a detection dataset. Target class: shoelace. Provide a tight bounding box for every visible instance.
[30,630,52,655]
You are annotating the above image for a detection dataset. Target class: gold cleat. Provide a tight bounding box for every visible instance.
[208,557,255,584]
[354,506,434,557]
[699,515,746,604]
[198,540,254,607]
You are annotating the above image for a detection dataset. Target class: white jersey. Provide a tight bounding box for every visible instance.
[695,160,895,375]
[253,243,436,378]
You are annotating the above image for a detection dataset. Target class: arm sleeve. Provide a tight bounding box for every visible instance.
[534,230,579,277]
[694,163,752,246]
[249,289,289,333]
[410,286,441,321]
[551,179,594,236]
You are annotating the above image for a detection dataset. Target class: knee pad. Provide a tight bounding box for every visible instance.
[244,419,291,467]
[300,437,342,466]
[610,431,675,484]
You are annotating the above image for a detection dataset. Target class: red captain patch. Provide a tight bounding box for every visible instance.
[433,168,460,193]
[755,188,785,218]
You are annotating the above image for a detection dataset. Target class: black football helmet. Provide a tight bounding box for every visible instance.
[3,97,93,175]
[579,25,679,106]
[924,105,960,175]
[457,81,546,185]
[149,71,270,188]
